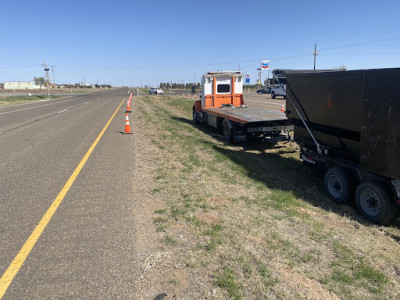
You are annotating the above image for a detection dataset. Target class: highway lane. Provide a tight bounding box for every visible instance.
[0,88,138,298]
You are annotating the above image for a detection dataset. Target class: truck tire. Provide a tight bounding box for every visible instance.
[355,181,397,225]
[192,109,199,124]
[271,91,276,99]
[222,119,233,143]
[324,167,354,204]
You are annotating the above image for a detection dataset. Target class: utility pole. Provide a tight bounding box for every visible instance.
[312,43,320,70]
[42,60,51,99]
[50,65,56,85]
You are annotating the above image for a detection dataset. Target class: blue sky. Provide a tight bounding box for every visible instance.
[1,0,399,86]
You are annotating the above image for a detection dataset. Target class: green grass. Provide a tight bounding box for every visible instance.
[162,235,177,246]
[0,94,61,105]
[214,266,242,300]
[322,241,389,297]
[168,279,179,286]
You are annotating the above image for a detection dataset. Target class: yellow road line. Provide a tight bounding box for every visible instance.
[0,97,126,299]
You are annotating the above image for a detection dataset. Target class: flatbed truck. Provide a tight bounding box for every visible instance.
[192,71,293,143]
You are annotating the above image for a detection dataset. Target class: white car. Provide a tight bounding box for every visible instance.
[270,85,286,99]
[149,88,164,94]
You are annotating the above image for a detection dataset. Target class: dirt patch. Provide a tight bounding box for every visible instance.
[207,197,229,207]
[197,213,221,224]
[278,267,340,300]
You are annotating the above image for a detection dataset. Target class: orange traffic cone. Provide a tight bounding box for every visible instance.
[123,113,133,134]
[281,103,285,112]
[126,100,131,113]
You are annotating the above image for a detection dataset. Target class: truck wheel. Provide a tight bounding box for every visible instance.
[355,181,397,225]
[324,167,354,204]
[192,109,199,124]
[271,92,276,99]
[222,119,233,143]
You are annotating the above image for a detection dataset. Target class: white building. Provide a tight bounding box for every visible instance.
[4,81,44,90]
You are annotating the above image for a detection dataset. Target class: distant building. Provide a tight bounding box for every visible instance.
[4,81,43,90]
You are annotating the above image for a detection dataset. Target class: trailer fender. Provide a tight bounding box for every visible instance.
[193,100,202,112]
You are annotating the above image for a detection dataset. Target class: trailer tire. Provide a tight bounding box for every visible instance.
[192,109,199,124]
[355,181,397,225]
[324,167,354,204]
[222,119,233,143]
[271,91,276,99]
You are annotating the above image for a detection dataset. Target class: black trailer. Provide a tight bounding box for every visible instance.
[284,68,400,225]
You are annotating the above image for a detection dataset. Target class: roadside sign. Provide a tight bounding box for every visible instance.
[261,60,270,70]
[245,74,250,84]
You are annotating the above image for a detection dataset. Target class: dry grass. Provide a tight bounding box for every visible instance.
[132,94,400,299]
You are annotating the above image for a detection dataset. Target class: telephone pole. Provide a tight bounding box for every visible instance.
[50,66,56,85]
[312,43,320,70]
[42,60,51,99]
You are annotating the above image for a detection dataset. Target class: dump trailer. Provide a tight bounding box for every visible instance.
[284,68,400,224]
[192,71,293,143]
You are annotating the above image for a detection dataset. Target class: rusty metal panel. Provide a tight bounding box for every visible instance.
[360,68,400,179]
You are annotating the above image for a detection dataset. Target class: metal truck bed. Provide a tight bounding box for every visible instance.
[204,106,287,124]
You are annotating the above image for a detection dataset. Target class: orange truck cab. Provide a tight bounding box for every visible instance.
[192,71,293,143]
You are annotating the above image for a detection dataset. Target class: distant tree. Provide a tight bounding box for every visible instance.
[33,76,46,90]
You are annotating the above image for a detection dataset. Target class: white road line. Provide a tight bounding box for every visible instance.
[57,109,68,114]
[245,100,282,106]
[84,101,89,104]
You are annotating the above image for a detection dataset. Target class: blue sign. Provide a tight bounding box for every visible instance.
[245,74,250,84]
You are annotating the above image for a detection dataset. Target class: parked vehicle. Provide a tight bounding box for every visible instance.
[256,88,270,94]
[149,87,164,94]
[192,71,293,143]
[269,71,287,99]
[284,68,400,225]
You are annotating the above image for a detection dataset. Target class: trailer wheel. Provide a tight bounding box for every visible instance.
[222,119,233,143]
[271,91,276,99]
[192,109,199,124]
[324,167,354,204]
[355,181,397,225]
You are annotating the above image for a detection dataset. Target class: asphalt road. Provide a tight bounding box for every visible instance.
[0,88,138,298]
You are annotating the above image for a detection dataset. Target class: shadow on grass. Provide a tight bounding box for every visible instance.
[172,116,400,231]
